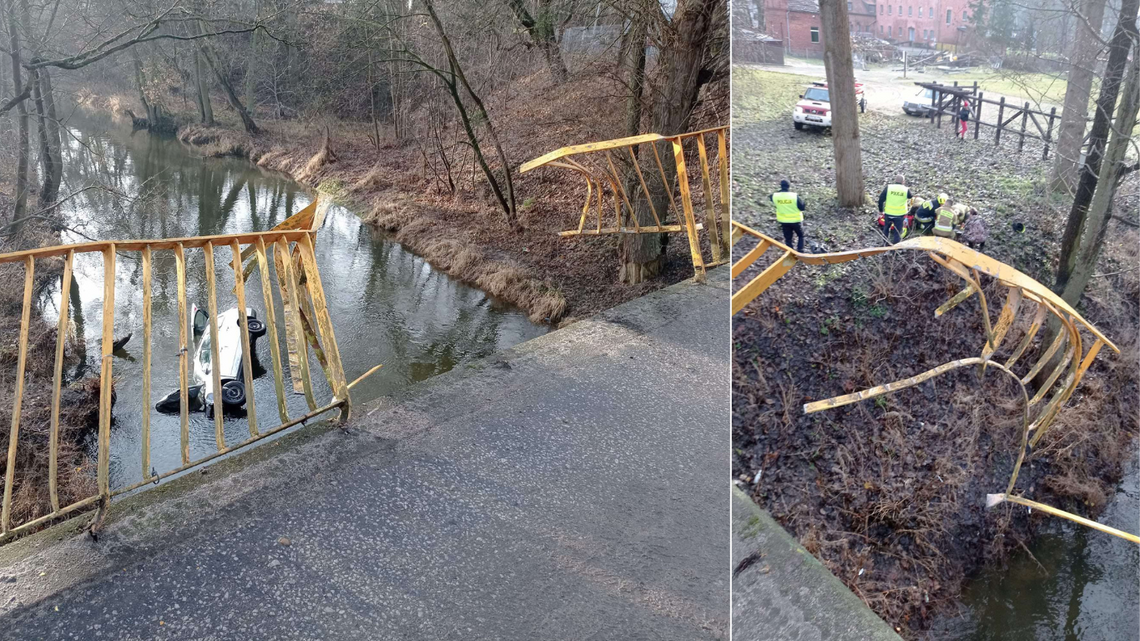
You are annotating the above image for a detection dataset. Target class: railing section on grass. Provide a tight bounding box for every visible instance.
[730,221,1138,544]
[521,126,731,280]
[0,221,354,544]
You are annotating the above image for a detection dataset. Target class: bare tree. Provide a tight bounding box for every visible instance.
[819,0,864,207]
[504,0,569,83]
[1055,0,1138,298]
[1059,51,1140,306]
[1050,0,1107,193]
[3,0,30,226]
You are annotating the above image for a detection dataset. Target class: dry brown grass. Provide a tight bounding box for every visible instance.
[0,257,102,532]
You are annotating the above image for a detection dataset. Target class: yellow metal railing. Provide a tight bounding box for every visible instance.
[731,221,1136,544]
[0,198,371,544]
[521,126,730,279]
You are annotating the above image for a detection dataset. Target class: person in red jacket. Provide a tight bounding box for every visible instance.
[957,99,971,139]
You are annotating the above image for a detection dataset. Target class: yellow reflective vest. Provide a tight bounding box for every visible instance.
[884,184,909,216]
[772,191,803,223]
[933,206,957,236]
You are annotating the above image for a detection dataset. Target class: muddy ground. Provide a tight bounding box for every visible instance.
[731,68,1139,639]
[73,63,728,326]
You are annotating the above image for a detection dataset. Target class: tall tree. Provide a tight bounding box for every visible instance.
[1050,0,1107,192]
[1060,51,1140,306]
[1055,0,1138,297]
[504,0,569,83]
[198,40,260,134]
[622,0,650,137]
[195,48,215,125]
[619,0,725,283]
[3,0,30,227]
[819,0,864,207]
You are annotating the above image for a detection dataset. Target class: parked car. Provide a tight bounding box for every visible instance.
[155,306,266,418]
[792,81,866,131]
[903,87,937,116]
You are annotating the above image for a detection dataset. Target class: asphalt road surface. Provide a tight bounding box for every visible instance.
[0,270,729,640]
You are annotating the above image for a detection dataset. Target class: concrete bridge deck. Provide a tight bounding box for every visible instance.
[0,271,729,640]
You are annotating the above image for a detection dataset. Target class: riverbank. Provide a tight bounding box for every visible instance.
[0,228,103,533]
[72,66,727,325]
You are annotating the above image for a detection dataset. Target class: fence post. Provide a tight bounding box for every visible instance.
[930,83,938,124]
[975,92,983,140]
[995,97,1006,146]
[936,86,944,128]
[1043,106,1057,160]
[1018,101,1029,152]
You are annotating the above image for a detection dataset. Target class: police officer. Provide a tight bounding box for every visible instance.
[877,175,912,244]
[770,179,806,252]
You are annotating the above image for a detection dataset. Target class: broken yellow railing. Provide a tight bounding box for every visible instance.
[0,198,372,545]
[521,126,730,280]
[731,221,1136,544]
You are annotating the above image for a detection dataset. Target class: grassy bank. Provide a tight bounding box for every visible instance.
[731,67,1139,638]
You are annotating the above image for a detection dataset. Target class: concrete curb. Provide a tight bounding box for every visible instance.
[732,486,903,640]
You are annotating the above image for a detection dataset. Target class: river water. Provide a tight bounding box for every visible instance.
[46,111,546,490]
[928,454,1140,640]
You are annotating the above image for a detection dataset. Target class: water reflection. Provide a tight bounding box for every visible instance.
[48,111,547,489]
[929,455,1139,640]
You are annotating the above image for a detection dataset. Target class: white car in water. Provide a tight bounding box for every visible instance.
[156,306,266,418]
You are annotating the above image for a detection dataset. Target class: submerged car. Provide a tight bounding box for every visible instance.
[156,306,266,418]
[792,81,866,131]
[903,87,937,116]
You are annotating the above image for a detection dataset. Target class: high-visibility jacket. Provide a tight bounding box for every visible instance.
[772,191,803,223]
[915,200,937,222]
[883,184,909,216]
[933,206,957,236]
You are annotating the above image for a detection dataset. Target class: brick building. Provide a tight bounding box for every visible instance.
[762,0,974,57]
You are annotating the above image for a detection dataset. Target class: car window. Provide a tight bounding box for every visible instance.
[200,337,211,365]
[920,89,934,99]
[803,88,829,102]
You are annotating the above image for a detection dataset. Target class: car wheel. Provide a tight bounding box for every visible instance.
[246,317,266,338]
[221,380,246,407]
[794,121,803,130]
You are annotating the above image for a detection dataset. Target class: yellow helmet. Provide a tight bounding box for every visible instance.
[938,192,948,205]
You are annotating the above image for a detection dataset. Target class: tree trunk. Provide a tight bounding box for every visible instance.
[31,67,61,208]
[819,0,865,207]
[195,50,214,125]
[619,0,720,284]
[198,41,260,134]
[504,0,569,83]
[422,0,517,227]
[1059,51,1140,306]
[4,0,29,227]
[1055,0,1137,295]
[245,1,259,114]
[1050,0,1107,193]
[623,1,649,138]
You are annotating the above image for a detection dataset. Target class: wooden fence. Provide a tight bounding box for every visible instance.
[916,81,1073,160]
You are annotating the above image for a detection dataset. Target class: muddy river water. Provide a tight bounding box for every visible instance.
[46,111,545,491]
